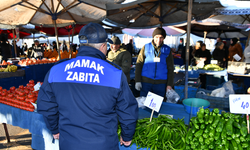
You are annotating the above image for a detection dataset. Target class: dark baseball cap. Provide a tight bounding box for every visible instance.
[111,36,121,45]
[79,23,113,44]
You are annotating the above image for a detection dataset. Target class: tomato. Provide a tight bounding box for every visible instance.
[19,92,25,96]
[7,94,14,98]
[29,80,34,84]
[27,93,34,98]
[19,96,25,101]
[10,86,15,91]
[19,85,24,89]
[0,86,2,90]
[25,98,36,103]
[1,92,7,96]
[29,83,35,87]
[24,90,29,94]
[28,104,35,109]
[2,89,7,92]
[29,87,34,91]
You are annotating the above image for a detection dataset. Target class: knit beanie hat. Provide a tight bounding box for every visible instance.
[111,36,121,45]
[152,27,166,38]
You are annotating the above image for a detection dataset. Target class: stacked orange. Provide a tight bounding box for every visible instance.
[47,49,58,58]
[44,49,53,58]
[71,50,78,58]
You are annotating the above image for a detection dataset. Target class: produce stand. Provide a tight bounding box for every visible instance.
[0,102,190,150]
[0,63,54,90]
[0,69,25,78]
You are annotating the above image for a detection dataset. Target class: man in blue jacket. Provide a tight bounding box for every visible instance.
[135,27,174,98]
[37,23,138,150]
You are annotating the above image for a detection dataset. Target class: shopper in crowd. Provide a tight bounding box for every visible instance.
[126,39,134,56]
[212,42,226,68]
[52,41,57,51]
[61,40,68,52]
[192,40,203,57]
[21,42,28,55]
[32,40,44,59]
[135,27,174,98]
[195,43,211,88]
[0,34,12,61]
[228,37,243,61]
[37,22,138,150]
[195,43,211,65]
[43,43,49,50]
[177,38,184,54]
[107,36,132,83]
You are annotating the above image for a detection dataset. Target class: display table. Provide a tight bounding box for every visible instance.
[0,63,54,90]
[0,102,190,150]
[0,103,58,150]
[175,69,228,81]
[0,69,25,79]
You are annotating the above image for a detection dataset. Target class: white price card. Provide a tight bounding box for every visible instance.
[144,92,163,112]
[211,60,218,64]
[229,95,250,114]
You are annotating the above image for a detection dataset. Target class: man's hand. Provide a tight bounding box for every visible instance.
[120,136,132,146]
[135,82,142,91]
[53,133,60,140]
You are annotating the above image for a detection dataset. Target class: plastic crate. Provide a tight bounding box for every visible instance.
[206,82,246,94]
[196,88,229,111]
[206,75,225,87]
[174,85,198,101]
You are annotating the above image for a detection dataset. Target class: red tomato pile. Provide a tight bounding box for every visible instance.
[0,80,42,112]
[18,58,56,66]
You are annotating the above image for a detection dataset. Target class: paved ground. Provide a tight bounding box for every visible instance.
[0,124,32,150]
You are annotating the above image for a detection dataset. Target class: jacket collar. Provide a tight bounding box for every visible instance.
[76,46,106,60]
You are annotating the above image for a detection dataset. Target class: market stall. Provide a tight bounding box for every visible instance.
[0,101,190,150]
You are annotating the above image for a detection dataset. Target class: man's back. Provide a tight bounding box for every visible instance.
[38,46,138,150]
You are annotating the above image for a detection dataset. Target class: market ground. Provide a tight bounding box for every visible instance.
[0,124,32,150]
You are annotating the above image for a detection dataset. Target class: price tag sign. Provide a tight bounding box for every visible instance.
[229,95,250,114]
[144,91,163,112]
[211,60,218,64]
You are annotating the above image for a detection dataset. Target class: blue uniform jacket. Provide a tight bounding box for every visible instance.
[37,46,138,150]
[141,43,170,80]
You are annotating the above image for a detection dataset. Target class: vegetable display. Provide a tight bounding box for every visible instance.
[118,115,188,150]
[0,80,41,112]
[0,65,18,72]
[186,107,250,150]
[202,64,224,71]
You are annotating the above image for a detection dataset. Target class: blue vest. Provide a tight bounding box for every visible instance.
[141,43,170,80]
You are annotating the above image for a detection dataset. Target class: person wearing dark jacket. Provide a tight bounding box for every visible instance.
[107,36,132,83]
[195,43,211,65]
[37,23,138,150]
[212,42,226,68]
[228,37,243,61]
[0,34,12,61]
[32,40,44,59]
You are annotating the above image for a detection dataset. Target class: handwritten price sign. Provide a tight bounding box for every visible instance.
[229,95,250,114]
[144,92,163,112]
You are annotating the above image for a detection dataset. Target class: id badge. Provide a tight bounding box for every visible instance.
[154,57,160,62]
